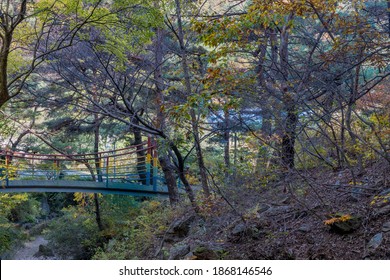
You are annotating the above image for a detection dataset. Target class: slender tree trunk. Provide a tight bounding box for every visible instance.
[256,35,272,136]
[0,31,12,106]
[159,155,180,205]
[153,25,180,205]
[261,108,272,136]
[339,97,346,168]
[190,113,210,196]
[223,108,230,179]
[174,0,210,197]
[170,142,199,213]
[230,132,238,180]
[281,96,298,169]
[92,92,104,231]
[346,61,363,171]
[387,0,390,37]
[0,0,28,108]
[279,24,297,169]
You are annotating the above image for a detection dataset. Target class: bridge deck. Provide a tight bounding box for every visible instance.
[0,180,169,197]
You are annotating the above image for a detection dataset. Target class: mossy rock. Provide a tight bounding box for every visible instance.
[193,246,228,260]
[169,215,196,238]
[34,244,54,258]
[329,216,361,234]
[168,242,190,260]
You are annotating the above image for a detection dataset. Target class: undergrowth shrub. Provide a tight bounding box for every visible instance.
[93,200,175,260]
[0,217,24,256]
[45,207,101,259]
[8,198,41,223]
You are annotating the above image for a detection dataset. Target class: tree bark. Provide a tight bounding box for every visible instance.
[279,23,298,169]
[387,0,390,37]
[174,0,210,197]
[153,24,180,205]
[170,142,199,213]
[92,90,104,231]
[281,95,298,169]
[0,31,12,107]
[159,154,180,205]
[223,108,230,179]
[0,0,28,108]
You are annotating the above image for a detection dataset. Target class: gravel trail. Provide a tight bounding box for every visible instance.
[11,236,56,260]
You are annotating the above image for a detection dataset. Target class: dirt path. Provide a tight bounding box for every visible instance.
[11,236,56,260]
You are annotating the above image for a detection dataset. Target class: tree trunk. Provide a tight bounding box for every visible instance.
[159,154,180,205]
[279,24,297,169]
[346,61,363,171]
[0,0,28,108]
[223,109,231,180]
[388,0,390,37]
[174,0,210,197]
[261,108,272,136]
[223,109,230,170]
[170,142,199,213]
[256,34,272,136]
[153,24,180,205]
[93,96,104,231]
[191,112,210,196]
[281,95,297,169]
[0,31,12,107]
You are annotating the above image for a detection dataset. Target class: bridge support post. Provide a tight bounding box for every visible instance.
[153,149,158,192]
[53,156,59,180]
[5,151,10,187]
[106,157,109,188]
[146,137,152,186]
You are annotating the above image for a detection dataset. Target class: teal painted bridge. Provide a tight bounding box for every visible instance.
[0,138,169,197]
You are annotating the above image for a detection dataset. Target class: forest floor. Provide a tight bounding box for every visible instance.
[5,160,389,260]
[154,160,390,260]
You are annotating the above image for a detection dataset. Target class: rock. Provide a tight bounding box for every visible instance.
[329,216,361,234]
[374,205,390,216]
[280,196,291,204]
[228,221,266,242]
[169,215,196,238]
[382,221,390,232]
[192,245,226,260]
[232,223,247,236]
[367,233,383,251]
[256,204,271,214]
[297,224,311,233]
[350,187,364,201]
[34,244,54,258]
[168,243,190,260]
[263,205,291,216]
[228,222,248,242]
[22,223,35,230]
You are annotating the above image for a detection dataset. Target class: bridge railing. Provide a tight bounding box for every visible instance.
[0,138,164,192]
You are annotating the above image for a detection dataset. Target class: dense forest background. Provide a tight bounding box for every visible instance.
[0,0,389,260]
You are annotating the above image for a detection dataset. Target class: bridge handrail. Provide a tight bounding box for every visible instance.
[0,142,156,161]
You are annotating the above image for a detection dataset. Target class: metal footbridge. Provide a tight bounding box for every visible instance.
[0,139,168,197]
